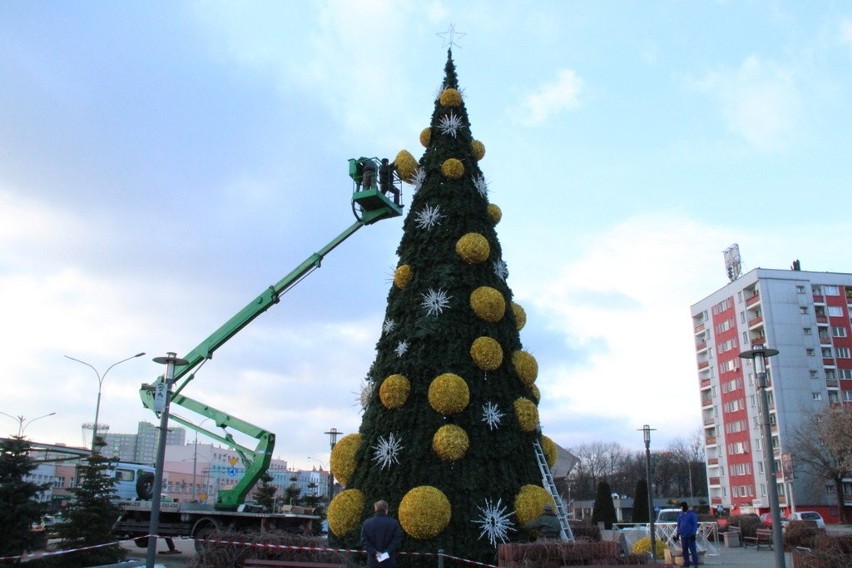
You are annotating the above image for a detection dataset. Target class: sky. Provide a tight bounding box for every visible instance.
[2,1,852,472]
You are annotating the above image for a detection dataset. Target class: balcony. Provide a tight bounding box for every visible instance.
[694,322,706,333]
[709,477,721,486]
[698,360,710,370]
[707,457,719,465]
[816,315,829,325]
[700,378,711,389]
[746,294,761,307]
[748,315,764,328]
[813,294,825,304]
[701,396,713,408]
[706,436,717,446]
[827,380,839,389]
[695,340,707,352]
[824,358,836,367]
[704,416,716,426]
[820,336,832,344]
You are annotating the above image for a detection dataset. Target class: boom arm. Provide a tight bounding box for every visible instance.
[140,178,401,510]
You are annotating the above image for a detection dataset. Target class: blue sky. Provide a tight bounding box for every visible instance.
[2,1,852,470]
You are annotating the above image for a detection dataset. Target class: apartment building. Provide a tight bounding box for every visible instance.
[691,267,852,521]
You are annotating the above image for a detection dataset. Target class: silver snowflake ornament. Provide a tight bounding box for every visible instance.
[493,259,509,281]
[411,168,426,192]
[472,497,515,546]
[415,203,444,230]
[372,432,403,470]
[421,288,452,316]
[482,401,504,430]
[438,111,464,138]
[395,340,409,358]
[473,174,488,198]
[382,318,396,334]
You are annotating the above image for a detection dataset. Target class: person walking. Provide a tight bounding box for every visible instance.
[360,500,402,567]
[674,501,699,567]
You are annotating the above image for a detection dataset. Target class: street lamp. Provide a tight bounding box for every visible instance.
[640,424,657,563]
[740,343,784,568]
[325,428,341,499]
[0,411,56,437]
[65,351,146,453]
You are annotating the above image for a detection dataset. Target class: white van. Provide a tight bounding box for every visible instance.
[656,508,681,523]
[788,511,825,528]
[111,462,156,501]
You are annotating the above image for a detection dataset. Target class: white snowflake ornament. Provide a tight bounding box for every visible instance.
[493,259,509,281]
[472,498,515,546]
[421,288,452,316]
[382,318,396,334]
[438,111,463,138]
[411,168,426,192]
[415,203,443,230]
[395,340,409,357]
[482,401,504,430]
[473,174,488,198]
[372,432,403,470]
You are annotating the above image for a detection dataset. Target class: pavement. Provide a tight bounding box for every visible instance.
[119,537,195,568]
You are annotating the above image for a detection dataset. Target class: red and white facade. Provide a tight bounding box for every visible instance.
[691,268,852,522]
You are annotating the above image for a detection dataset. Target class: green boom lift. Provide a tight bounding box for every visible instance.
[139,159,402,510]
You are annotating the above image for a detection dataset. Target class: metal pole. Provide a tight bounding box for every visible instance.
[0,411,56,437]
[325,428,340,499]
[146,352,188,568]
[740,344,784,568]
[643,425,657,563]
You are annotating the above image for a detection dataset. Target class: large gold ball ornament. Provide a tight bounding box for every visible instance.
[394,264,413,289]
[329,433,361,486]
[470,336,503,371]
[327,489,365,536]
[512,302,527,330]
[428,373,469,415]
[399,486,452,539]
[455,233,490,264]
[420,127,431,147]
[432,424,469,461]
[440,158,464,180]
[487,203,502,224]
[514,397,539,432]
[380,374,411,409]
[540,435,558,469]
[530,384,541,402]
[439,88,462,107]
[512,350,538,386]
[471,139,485,160]
[515,485,554,526]
[470,286,506,322]
[394,149,418,182]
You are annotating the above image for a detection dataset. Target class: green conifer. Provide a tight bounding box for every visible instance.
[328,50,557,566]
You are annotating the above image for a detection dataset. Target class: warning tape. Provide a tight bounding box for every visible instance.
[0,535,497,567]
[201,537,497,567]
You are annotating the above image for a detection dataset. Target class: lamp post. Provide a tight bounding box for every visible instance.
[325,428,341,499]
[641,424,657,563]
[146,352,188,568]
[0,411,56,437]
[65,352,146,453]
[740,344,784,568]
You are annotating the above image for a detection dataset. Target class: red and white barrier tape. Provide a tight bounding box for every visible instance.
[0,535,497,567]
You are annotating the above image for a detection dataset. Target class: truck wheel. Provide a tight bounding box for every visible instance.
[194,526,215,553]
[136,472,155,500]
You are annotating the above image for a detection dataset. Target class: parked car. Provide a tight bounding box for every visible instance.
[787,511,825,528]
[657,508,681,523]
[759,512,788,527]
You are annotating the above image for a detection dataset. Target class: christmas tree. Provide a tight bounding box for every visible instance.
[328,50,559,566]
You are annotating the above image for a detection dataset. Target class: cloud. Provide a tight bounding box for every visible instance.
[514,69,584,126]
[693,55,801,153]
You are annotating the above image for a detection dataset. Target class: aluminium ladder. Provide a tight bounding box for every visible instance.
[532,438,574,542]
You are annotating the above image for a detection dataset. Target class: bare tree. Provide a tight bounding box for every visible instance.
[787,405,852,523]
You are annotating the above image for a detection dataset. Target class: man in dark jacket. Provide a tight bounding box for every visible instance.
[523,503,562,540]
[360,500,402,567]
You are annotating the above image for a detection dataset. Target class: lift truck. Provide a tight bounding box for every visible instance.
[112,160,403,545]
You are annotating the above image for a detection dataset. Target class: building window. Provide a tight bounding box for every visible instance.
[797,285,806,294]
[822,348,833,358]
[828,306,844,317]
[825,285,839,296]
[837,347,850,359]
[804,327,812,335]
[826,369,836,380]
[800,306,809,315]
[807,348,815,356]
[813,392,823,400]
[840,369,852,379]
[810,370,818,379]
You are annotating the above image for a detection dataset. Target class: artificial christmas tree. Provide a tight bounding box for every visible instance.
[328,50,560,566]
